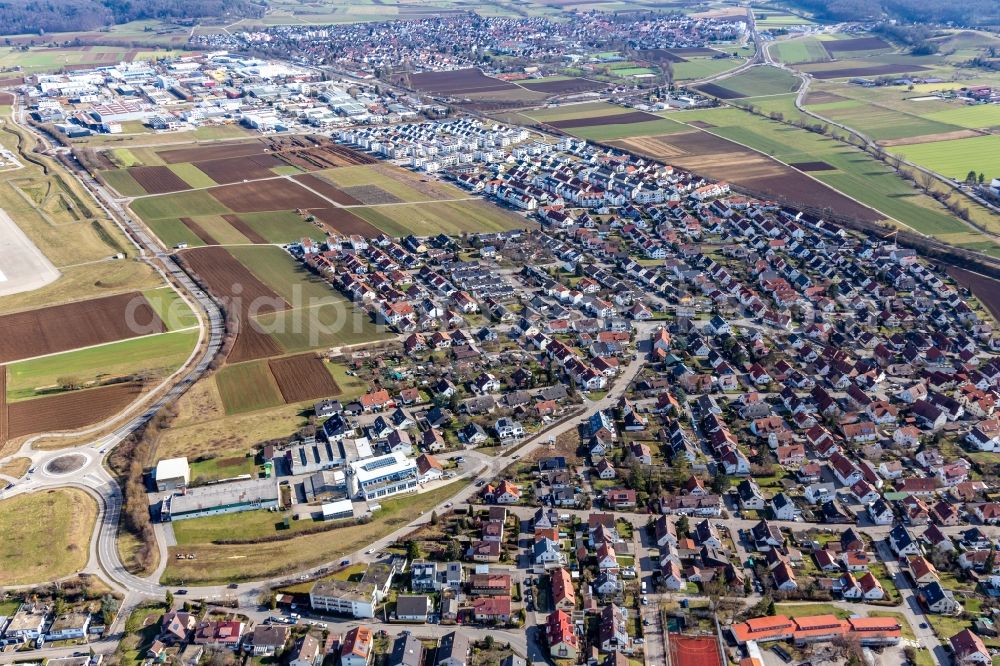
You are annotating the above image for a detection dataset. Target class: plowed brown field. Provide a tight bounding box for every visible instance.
[193,154,286,184]
[209,180,330,212]
[180,217,219,245]
[129,166,191,194]
[312,208,382,237]
[268,354,340,403]
[157,141,269,165]
[221,214,269,244]
[178,247,288,363]
[0,292,165,363]
[6,382,143,439]
[294,174,362,205]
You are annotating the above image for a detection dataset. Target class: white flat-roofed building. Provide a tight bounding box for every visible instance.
[154,457,191,491]
[354,437,374,461]
[348,452,418,501]
[161,479,278,522]
[322,498,355,521]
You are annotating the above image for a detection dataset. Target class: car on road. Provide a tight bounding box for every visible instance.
[444,502,452,508]
[365,548,376,554]
[340,559,350,566]
[511,454,520,459]
[475,479,486,487]
[920,622,928,629]
[176,589,187,595]
[227,583,238,589]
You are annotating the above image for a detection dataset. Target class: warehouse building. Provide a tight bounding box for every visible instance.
[154,457,191,492]
[161,478,278,522]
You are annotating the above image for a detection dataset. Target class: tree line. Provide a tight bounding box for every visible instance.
[0,0,265,36]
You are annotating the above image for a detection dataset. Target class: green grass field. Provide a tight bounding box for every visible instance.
[143,217,206,249]
[921,104,1000,129]
[0,489,97,585]
[817,102,962,141]
[225,245,391,351]
[142,286,198,330]
[130,189,229,221]
[167,163,217,189]
[317,164,465,202]
[235,211,327,244]
[215,360,284,414]
[671,57,742,81]
[769,38,829,64]
[709,66,801,98]
[892,134,1000,181]
[6,329,198,401]
[353,199,527,237]
[102,169,146,197]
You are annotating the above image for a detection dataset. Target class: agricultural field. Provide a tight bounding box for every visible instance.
[754,10,816,27]
[518,76,608,94]
[660,107,997,242]
[0,291,167,364]
[316,163,466,204]
[215,360,285,415]
[6,382,145,439]
[0,489,97,585]
[921,104,1000,129]
[0,45,185,74]
[352,199,527,237]
[891,134,1000,181]
[806,99,963,141]
[671,56,742,81]
[696,65,801,99]
[769,37,830,64]
[5,329,197,402]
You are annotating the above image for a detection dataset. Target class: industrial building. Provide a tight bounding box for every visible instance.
[161,478,279,522]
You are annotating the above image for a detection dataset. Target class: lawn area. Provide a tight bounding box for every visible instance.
[5,329,198,401]
[353,200,527,237]
[143,286,199,330]
[130,189,230,221]
[892,134,1000,181]
[0,456,30,479]
[774,603,851,619]
[188,454,259,484]
[161,479,471,585]
[172,508,327,545]
[0,488,97,585]
[708,66,801,98]
[327,362,369,401]
[215,360,284,415]
[567,117,689,141]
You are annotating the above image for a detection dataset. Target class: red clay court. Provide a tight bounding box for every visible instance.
[670,634,723,666]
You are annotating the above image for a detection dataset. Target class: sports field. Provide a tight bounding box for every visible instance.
[892,134,1000,181]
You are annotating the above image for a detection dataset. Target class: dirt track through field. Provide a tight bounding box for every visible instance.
[0,292,166,363]
[221,214,269,244]
[180,217,219,245]
[268,354,341,403]
[878,129,982,147]
[6,382,143,439]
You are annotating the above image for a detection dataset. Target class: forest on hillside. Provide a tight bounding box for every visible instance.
[0,0,265,36]
[788,0,999,25]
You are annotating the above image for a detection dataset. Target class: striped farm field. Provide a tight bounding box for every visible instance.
[215,360,283,414]
[891,134,1000,181]
[920,104,1000,129]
